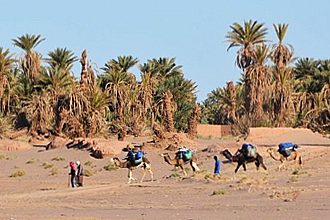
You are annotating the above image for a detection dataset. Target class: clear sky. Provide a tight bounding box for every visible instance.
[1,0,329,101]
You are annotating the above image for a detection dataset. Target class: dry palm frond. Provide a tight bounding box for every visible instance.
[21,52,42,82]
[24,92,53,135]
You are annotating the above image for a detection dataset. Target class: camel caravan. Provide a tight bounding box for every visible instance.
[104,141,303,184]
[221,142,302,173]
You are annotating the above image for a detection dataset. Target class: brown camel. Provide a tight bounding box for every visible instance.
[222,149,267,173]
[160,152,200,176]
[111,157,154,184]
[266,148,303,171]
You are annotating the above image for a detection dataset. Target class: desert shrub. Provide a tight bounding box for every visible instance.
[0,154,9,160]
[51,156,65,161]
[84,168,94,177]
[10,169,26,178]
[49,168,58,176]
[169,172,181,178]
[26,158,36,164]
[84,161,93,166]
[103,163,118,171]
[42,162,54,169]
[211,189,226,196]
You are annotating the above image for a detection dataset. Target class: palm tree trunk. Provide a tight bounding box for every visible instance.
[188,105,200,138]
[163,90,175,132]
[227,81,237,122]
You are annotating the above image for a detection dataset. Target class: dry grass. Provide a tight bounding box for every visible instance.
[84,160,93,166]
[49,168,58,176]
[42,162,54,169]
[26,158,36,164]
[103,163,118,171]
[51,156,65,161]
[0,154,10,160]
[84,168,95,177]
[211,189,226,196]
[9,169,26,178]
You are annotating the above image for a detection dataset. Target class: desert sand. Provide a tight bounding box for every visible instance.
[1,127,330,220]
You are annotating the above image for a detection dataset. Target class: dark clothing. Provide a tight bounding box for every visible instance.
[76,165,84,187]
[214,159,221,175]
[69,167,76,188]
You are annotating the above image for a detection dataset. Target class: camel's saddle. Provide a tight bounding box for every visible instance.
[176,149,193,161]
[127,150,144,165]
[241,143,257,158]
[278,142,298,157]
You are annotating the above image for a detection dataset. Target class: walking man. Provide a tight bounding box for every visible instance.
[214,155,221,176]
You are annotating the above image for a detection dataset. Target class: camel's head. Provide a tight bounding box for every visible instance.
[111,157,120,166]
[266,148,274,153]
[221,149,233,161]
[160,153,169,157]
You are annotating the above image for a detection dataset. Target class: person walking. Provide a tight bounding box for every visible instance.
[214,155,221,176]
[68,161,76,188]
[76,161,84,187]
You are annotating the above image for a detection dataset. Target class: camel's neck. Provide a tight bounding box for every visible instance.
[114,159,128,168]
[268,149,281,161]
[163,155,177,165]
[224,150,237,162]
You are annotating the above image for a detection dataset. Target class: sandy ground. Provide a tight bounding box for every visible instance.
[1,128,330,220]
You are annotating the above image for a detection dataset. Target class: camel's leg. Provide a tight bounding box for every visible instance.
[127,169,136,184]
[242,162,247,171]
[147,167,154,182]
[255,160,260,170]
[256,157,267,171]
[128,169,133,184]
[140,170,147,183]
[298,155,303,168]
[180,165,188,176]
[278,162,285,171]
[235,163,241,173]
[191,161,200,172]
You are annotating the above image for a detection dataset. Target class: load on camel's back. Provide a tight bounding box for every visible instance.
[278,142,299,157]
[241,143,257,158]
[127,149,145,165]
[175,146,193,161]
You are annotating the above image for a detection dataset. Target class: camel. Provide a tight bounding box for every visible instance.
[222,149,267,173]
[160,152,200,176]
[266,148,303,171]
[111,157,154,184]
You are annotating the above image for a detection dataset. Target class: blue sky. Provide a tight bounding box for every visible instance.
[1,0,329,101]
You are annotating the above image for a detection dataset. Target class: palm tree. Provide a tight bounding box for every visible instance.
[226,81,237,122]
[46,48,78,72]
[271,24,294,68]
[23,91,53,136]
[84,87,109,137]
[100,56,138,140]
[138,62,158,129]
[0,48,16,114]
[226,20,268,70]
[39,66,75,98]
[147,57,197,131]
[270,23,294,126]
[244,44,270,124]
[187,104,201,137]
[13,34,45,82]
